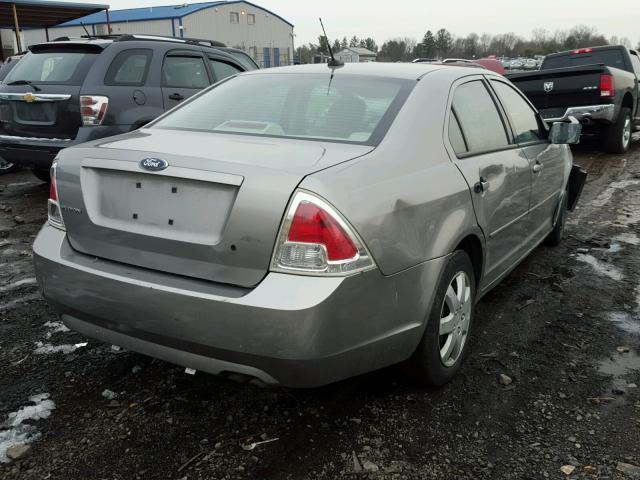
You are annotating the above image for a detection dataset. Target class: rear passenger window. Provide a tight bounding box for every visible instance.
[163,56,209,89]
[451,80,509,155]
[209,59,241,82]
[105,49,152,86]
[491,80,545,143]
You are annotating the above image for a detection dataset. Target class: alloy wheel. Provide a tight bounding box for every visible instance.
[439,271,472,367]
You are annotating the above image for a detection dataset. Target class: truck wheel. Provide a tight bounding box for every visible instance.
[32,169,51,183]
[604,107,632,154]
[406,250,475,386]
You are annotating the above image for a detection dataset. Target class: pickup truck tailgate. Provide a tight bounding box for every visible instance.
[507,65,606,119]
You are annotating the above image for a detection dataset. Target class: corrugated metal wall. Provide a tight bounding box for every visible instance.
[178,2,294,67]
[15,1,293,67]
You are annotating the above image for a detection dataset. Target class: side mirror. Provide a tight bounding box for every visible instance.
[549,117,582,145]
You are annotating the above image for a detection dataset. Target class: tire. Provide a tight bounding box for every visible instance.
[0,156,18,174]
[31,169,50,183]
[544,194,567,246]
[406,250,476,386]
[604,107,632,154]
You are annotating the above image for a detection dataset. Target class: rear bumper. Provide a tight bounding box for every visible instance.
[33,225,446,387]
[540,104,616,124]
[0,125,131,170]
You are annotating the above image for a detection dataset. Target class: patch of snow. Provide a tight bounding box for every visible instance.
[0,278,36,293]
[0,293,41,312]
[43,321,70,338]
[606,242,623,254]
[592,179,640,208]
[575,254,624,281]
[101,389,118,400]
[614,232,640,246]
[0,393,55,463]
[34,341,87,355]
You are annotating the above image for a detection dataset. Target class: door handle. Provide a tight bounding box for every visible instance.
[168,93,184,101]
[473,177,489,193]
[532,162,543,173]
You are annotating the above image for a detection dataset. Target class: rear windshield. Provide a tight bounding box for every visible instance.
[152,73,413,145]
[543,49,626,70]
[3,50,98,85]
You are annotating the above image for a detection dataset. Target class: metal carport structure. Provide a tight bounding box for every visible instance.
[0,0,109,53]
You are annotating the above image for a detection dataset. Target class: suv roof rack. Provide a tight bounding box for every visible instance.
[114,34,226,48]
[52,35,123,42]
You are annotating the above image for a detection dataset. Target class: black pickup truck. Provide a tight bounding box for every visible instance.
[506,45,640,153]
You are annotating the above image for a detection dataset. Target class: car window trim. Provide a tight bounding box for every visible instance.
[450,107,469,154]
[104,48,153,87]
[486,77,550,145]
[161,49,212,88]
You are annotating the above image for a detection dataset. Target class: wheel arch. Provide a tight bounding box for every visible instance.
[452,231,485,288]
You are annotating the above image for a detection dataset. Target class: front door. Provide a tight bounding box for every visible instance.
[488,78,565,246]
[447,78,532,287]
[161,52,211,110]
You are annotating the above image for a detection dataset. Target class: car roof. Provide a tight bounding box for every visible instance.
[243,62,448,80]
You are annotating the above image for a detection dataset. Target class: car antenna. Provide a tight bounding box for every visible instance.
[319,17,343,68]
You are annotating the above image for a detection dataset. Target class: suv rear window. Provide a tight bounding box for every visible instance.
[3,50,98,85]
[543,49,626,69]
[152,73,413,146]
[105,49,152,86]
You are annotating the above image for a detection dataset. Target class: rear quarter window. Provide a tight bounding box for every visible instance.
[105,49,152,86]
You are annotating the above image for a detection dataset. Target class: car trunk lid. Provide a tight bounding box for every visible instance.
[57,129,373,287]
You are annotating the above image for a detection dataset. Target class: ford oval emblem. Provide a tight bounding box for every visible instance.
[139,158,168,171]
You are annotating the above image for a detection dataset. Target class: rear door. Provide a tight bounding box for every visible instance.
[161,50,211,110]
[0,44,100,139]
[446,77,532,286]
[489,78,565,246]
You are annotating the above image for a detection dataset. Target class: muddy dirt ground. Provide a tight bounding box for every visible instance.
[1,141,639,480]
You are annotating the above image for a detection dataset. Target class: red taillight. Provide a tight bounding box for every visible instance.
[271,191,375,275]
[288,201,358,261]
[49,175,57,201]
[572,48,593,54]
[47,162,65,230]
[80,95,109,126]
[600,73,615,97]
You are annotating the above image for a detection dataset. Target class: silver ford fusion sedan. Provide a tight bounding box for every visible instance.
[34,63,584,387]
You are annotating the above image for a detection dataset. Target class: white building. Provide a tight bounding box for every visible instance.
[335,47,376,63]
[22,1,294,67]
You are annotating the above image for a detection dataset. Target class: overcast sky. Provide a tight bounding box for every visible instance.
[65,0,640,47]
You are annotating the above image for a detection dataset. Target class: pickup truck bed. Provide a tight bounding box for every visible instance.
[505,45,640,153]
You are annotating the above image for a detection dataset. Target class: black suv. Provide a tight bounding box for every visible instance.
[0,34,258,181]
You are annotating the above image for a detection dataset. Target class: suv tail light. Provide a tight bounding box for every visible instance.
[48,161,65,230]
[80,95,109,126]
[600,74,615,97]
[270,191,375,276]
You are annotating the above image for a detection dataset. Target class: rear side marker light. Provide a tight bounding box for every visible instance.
[270,191,376,276]
[48,161,65,230]
[600,73,615,98]
[80,95,109,126]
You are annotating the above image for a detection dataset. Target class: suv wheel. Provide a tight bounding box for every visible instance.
[32,169,51,183]
[605,107,632,154]
[406,250,475,386]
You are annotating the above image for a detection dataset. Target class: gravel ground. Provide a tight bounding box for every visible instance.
[1,142,640,480]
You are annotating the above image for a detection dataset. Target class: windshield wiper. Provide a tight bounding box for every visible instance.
[6,80,41,92]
